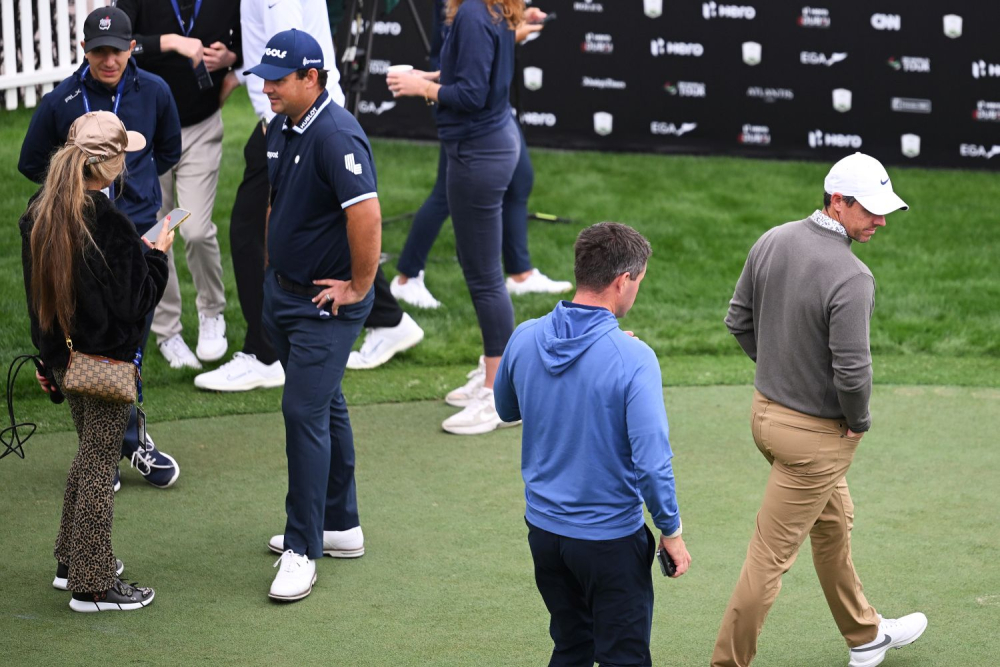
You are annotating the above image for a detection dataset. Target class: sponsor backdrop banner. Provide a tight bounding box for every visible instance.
[338,1,1000,169]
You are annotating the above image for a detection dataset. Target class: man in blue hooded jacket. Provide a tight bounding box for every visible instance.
[495,222,692,667]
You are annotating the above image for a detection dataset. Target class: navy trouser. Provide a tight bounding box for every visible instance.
[262,268,373,560]
[527,521,657,667]
[443,118,520,357]
[396,124,534,279]
[120,232,157,460]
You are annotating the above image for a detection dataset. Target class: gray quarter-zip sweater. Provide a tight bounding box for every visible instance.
[725,216,875,432]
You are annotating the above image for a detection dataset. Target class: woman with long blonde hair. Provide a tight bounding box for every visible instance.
[20,111,173,612]
[387,0,545,435]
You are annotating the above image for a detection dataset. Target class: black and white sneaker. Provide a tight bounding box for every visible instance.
[69,578,155,612]
[53,559,124,591]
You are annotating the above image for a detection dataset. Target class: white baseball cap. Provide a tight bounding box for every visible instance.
[824,152,908,215]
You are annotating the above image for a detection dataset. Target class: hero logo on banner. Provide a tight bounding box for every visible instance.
[358,100,396,116]
[368,60,391,75]
[943,14,962,38]
[594,112,613,136]
[651,122,697,136]
[582,33,614,54]
[644,0,662,18]
[870,13,901,31]
[702,2,756,20]
[651,39,704,57]
[901,134,921,158]
[972,61,1000,79]
[521,112,557,127]
[809,130,862,149]
[742,42,762,66]
[973,101,1000,122]
[747,86,793,102]
[573,0,603,12]
[583,76,626,90]
[887,57,930,73]
[523,67,543,91]
[350,21,402,36]
[959,144,1000,159]
[665,81,706,97]
[798,7,830,28]
[832,88,852,113]
[800,51,847,66]
[739,124,771,145]
[891,97,932,114]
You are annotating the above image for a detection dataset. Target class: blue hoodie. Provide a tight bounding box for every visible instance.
[18,59,181,230]
[495,301,681,540]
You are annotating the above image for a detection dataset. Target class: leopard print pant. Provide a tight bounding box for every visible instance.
[52,368,132,592]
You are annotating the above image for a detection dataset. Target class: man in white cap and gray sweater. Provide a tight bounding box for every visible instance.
[712,153,927,667]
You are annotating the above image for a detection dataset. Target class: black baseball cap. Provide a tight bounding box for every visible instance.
[83,6,133,53]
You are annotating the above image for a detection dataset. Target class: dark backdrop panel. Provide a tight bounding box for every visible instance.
[337,0,1000,170]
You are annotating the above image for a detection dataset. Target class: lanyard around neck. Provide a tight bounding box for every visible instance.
[170,0,204,36]
[80,66,127,200]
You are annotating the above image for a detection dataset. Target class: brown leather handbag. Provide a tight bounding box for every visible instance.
[60,337,138,404]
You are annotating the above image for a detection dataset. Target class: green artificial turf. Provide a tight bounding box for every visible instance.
[1,91,998,433]
[1,386,998,665]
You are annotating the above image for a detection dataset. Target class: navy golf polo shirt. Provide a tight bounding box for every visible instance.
[266,89,378,285]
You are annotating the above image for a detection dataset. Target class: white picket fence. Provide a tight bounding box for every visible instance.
[0,0,111,110]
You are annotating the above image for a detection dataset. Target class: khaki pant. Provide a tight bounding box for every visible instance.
[152,110,226,344]
[711,391,880,667]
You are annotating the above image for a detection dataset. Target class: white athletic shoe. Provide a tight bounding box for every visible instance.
[347,313,424,370]
[267,526,365,558]
[441,386,521,435]
[195,313,228,362]
[268,550,316,602]
[506,269,572,295]
[848,613,928,667]
[390,271,441,309]
[445,356,486,407]
[193,352,284,392]
[158,334,202,369]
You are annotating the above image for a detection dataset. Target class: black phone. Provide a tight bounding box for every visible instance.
[533,11,557,24]
[656,549,676,577]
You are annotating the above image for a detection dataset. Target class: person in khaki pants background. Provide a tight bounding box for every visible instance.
[712,153,927,667]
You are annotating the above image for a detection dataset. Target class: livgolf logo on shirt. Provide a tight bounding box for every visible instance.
[798,7,830,28]
[891,97,932,114]
[520,112,557,127]
[99,15,111,30]
[973,100,1000,122]
[593,112,613,136]
[665,81,706,97]
[832,88,852,112]
[742,42,762,66]
[739,124,771,145]
[702,2,756,20]
[582,76,626,90]
[901,134,921,158]
[943,14,962,38]
[800,51,847,66]
[959,144,1000,159]
[523,67,543,91]
[651,39,704,57]
[870,13,901,31]
[344,153,363,175]
[582,33,614,54]
[887,56,930,73]
[809,130,862,149]
[650,122,697,136]
[264,48,287,59]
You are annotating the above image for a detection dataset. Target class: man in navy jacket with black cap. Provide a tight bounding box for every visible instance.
[18,6,183,491]
[244,29,380,602]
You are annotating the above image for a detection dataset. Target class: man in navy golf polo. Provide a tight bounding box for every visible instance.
[245,29,380,602]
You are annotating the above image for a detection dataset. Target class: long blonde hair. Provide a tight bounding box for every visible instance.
[446,0,524,30]
[27,146,125,334]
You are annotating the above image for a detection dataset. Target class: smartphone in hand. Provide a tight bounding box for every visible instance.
[656,549,676,577]
[142,208,191,242]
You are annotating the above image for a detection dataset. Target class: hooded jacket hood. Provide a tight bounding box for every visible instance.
[535,301,620,376]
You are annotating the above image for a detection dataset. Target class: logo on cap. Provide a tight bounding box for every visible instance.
[99,16,111,30]
[264,48,287,58]
[303,57,322,66]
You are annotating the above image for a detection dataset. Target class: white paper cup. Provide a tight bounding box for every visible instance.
[387,64,413,74]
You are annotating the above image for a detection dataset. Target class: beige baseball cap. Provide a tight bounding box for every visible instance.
[66,111,146,165]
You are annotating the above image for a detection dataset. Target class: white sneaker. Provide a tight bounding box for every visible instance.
[445,356,486,407]
[268,550,316,602]
[267,526,364,558]
[506,269,573,295]
[347,312,424,370]
[390,271,441,309]
[442,386,521,435]
[158,334,202,369]
[193,352,284,392]
[848,613,928,667]
[195,313,228,362]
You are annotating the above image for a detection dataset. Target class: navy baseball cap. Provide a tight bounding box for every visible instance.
[246,29,324,80]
